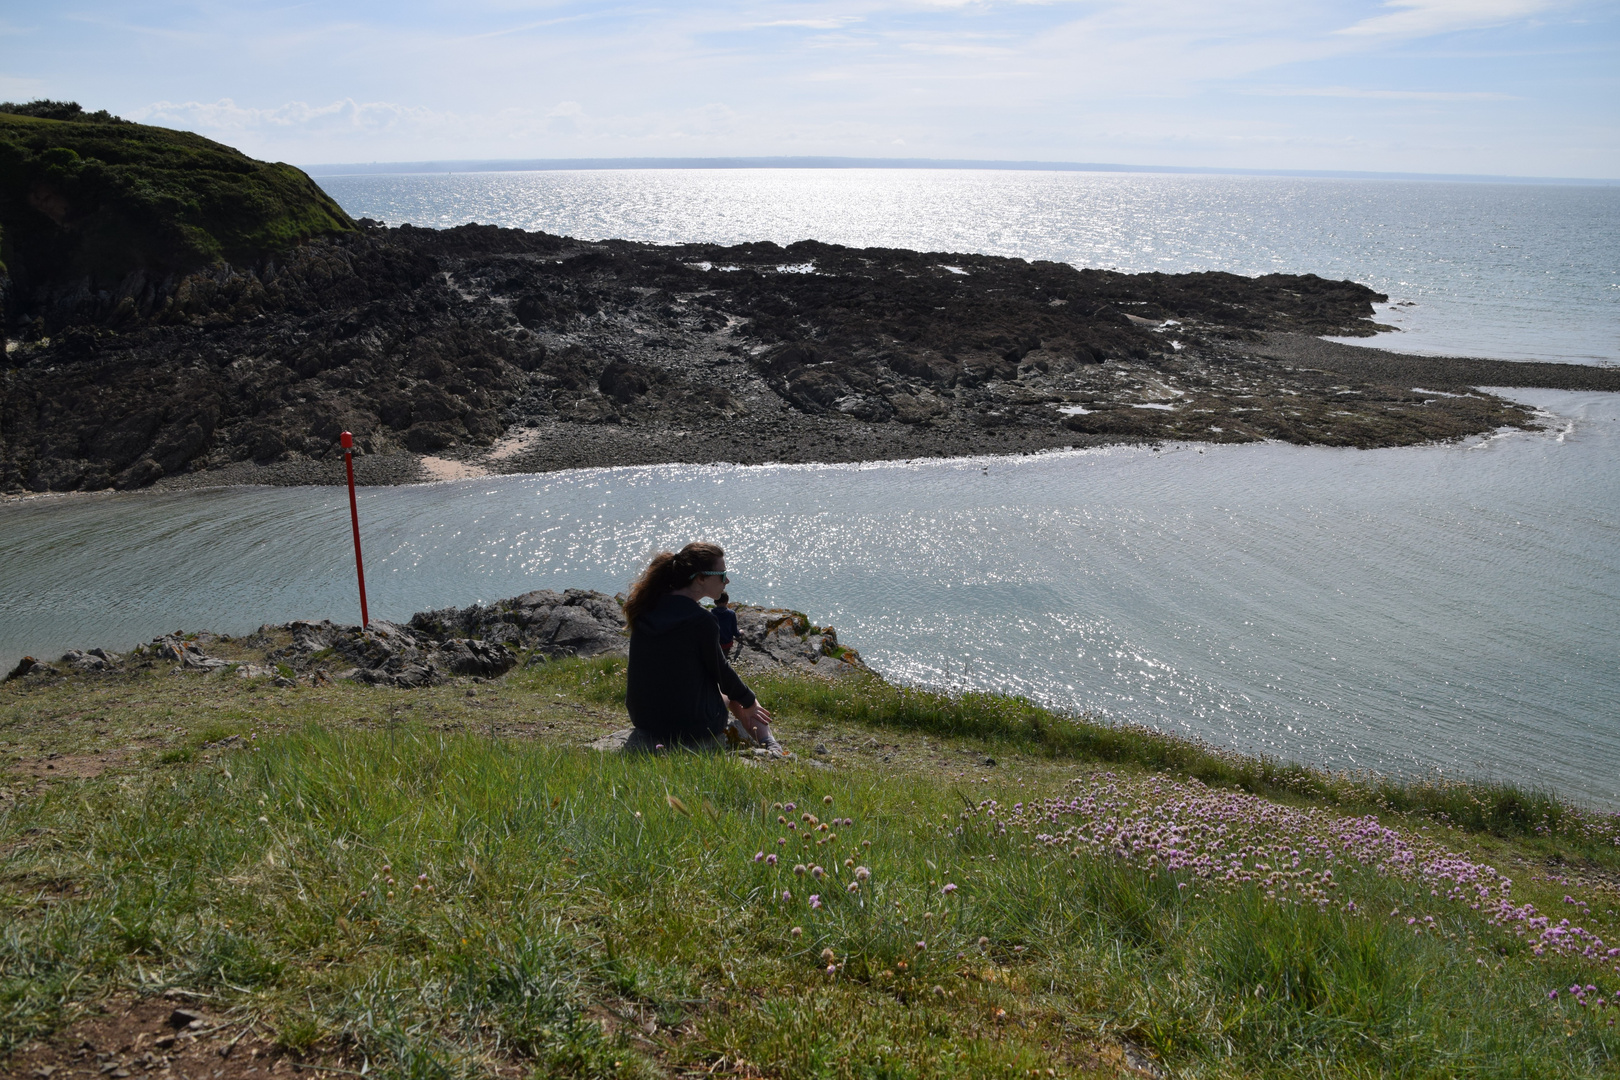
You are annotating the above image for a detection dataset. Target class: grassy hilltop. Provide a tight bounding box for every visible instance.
[0,100,352,326]
[3,642,1620,1079]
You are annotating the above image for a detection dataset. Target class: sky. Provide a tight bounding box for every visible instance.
[2,0,1616,177]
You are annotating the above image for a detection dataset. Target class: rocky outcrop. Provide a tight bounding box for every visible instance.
[408,588,629,658]
[3,655,43,681]
[257,619,518,689]
[61,646,123,672]
[2,590,866,691]
[256,587,630,688]
[729,606,864,678]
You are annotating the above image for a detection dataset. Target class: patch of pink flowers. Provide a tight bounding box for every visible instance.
[974,772,1620,973]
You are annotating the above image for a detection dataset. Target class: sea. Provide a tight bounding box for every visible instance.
[4,170,1618,805]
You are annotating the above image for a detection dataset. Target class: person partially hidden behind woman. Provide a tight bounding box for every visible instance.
[622,542,777,752]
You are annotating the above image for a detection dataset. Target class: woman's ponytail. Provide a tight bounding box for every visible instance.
[623,542,725,629]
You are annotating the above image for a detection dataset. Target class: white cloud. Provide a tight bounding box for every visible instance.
[1245,85,1518,99]
[1337,0,1556,38]
[753,18,864,29]
[17,0,1613,175]
[132,98,461,135]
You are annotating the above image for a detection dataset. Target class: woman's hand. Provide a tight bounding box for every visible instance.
[728,698,774,740]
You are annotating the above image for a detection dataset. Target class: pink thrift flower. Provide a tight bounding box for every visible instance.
[810,895,822,910]
[766,854,778,866]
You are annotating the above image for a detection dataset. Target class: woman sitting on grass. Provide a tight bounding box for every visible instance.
[622,542,775,751]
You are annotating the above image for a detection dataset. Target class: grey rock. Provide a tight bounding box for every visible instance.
[438,638,517,677]
[589,729,634,752]
[167,1008,204,1029]
[409,588,627,659]
[149,635,231,671]
[33,589,865,694]
[3,656,43,682]
[530,605,624,657]
[61,649,113,671]
[729,606,867,678]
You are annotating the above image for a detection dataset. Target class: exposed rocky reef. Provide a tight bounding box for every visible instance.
[10,220,1619,495]
[3,590,864,689]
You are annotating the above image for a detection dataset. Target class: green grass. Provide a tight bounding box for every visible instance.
[3,654,1619,1077]
[3,716,1617,1078]
[532,656,1620,860]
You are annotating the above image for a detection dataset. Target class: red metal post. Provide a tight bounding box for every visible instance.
[340,431,370,628]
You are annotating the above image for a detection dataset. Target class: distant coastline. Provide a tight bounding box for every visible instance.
[299,155,1620,186]
[5,110,1615,495]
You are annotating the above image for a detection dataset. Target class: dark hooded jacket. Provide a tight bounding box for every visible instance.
[626,594,757,741]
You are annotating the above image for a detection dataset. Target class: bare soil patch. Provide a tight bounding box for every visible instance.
[6,995,286,1080]
[9,752,124,782]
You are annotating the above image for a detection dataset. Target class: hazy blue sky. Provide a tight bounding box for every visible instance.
[3,1,1616,176]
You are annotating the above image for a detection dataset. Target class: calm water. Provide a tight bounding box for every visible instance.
[316,169,1620,366]
[4,389,1616,805]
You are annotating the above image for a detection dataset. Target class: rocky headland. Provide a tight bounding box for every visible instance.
[5,103,1619,495]
[2,590,863,691]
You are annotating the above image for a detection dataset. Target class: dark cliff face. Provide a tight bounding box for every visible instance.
[0,107,353,337]
[3,220,1586,495]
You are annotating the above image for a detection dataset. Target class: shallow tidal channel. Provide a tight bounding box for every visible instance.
[3,388,1617,805]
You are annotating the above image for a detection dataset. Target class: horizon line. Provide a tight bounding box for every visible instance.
[299,155,1619,186]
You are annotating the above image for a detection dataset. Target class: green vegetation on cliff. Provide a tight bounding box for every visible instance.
[0,100,352,308]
